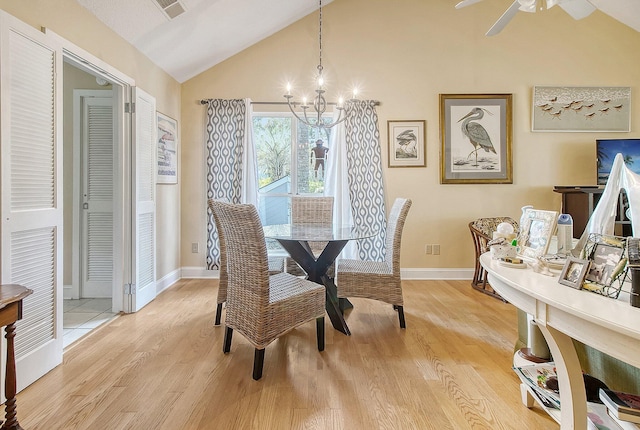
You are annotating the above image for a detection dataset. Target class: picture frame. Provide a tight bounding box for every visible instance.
[532,86,631,132]
[439,94,512,184]
[387,120,426,167]
[558,257,590,289]
[517,208,559,260]
[581,233,629,298]
[157,112,178,184]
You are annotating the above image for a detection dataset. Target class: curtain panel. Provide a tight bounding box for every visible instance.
[204,99,258,270]
[344,100,387,261]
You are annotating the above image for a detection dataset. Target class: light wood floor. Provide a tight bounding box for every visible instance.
[17,279,557,430]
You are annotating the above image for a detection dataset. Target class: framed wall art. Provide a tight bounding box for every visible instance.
[387,120,426,167]
[532,86,631,132]
[157,112,178,184]
[558,257,590,289]
[517,208,558,260]
[439,94,512,184]
[581,233,629,298]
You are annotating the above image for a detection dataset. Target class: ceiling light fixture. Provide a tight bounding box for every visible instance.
[284,0,357,129]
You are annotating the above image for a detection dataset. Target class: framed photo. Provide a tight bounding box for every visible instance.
[517,208,559,260]
[558,257,590,289]
[581,233,629,298]
[157,112,178,184]
[387,120,426,167]
[532,86,631,132]
[439,94,512,184]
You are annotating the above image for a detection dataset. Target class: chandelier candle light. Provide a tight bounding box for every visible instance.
[284,0,358,129]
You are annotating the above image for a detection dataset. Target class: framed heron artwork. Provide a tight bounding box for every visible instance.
[387,120,426,167]
[439,94,513,184]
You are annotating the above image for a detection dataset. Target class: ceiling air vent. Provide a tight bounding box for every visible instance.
[153,0,186,19]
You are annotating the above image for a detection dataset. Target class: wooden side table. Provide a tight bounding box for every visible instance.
[0,284,32,430]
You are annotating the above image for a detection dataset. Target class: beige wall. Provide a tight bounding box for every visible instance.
[0,0,182,280]
[181,0,640,271]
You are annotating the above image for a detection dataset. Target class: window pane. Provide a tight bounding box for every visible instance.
[254,116,292,190]
[297,120,332,194]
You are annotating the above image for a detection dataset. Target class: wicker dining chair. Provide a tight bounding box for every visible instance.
[336,198,412,328]
[208,199,284,326]
[285,196,334,277]
[468,216,519,300]
[210,200,326,380]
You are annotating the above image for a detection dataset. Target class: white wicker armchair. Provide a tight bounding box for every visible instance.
[210,200,326,380]
[336,198,412,328]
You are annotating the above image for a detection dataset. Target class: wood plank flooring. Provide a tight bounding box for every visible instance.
[16,279,557,430]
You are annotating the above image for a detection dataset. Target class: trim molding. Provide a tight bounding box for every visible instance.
[156,268,182,294]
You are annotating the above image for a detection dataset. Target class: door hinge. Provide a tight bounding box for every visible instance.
[124,283,136,295]
[125,102,135,114]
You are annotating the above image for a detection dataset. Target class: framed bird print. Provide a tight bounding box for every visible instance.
[387,120,426,167]
[439,94,513,184]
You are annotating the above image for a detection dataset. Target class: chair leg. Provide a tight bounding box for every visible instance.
[253,348,265,380]
[316,317,325,352]
[223,326,233,353]
[397,306,406,329]
[214,303,223,326]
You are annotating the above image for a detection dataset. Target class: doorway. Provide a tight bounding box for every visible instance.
[62,62,122,346]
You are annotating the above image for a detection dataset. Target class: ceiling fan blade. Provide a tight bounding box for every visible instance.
[486,1,521,36]
[517,0,537,13]
[558,0,596,20]
[455,0,484,9]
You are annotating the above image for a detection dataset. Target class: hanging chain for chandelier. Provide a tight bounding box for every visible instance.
[284,0,358,129]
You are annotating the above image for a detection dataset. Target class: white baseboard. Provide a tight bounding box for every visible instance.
[180,266,219,279]
[156,268,182,294]
[179,266,472,280]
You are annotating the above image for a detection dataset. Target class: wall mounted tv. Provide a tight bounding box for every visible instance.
[597,138,640,185]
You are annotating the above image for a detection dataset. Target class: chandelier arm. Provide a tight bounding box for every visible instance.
[282,0,356,130]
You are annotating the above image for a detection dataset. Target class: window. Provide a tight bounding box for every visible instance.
[253,113,332,226]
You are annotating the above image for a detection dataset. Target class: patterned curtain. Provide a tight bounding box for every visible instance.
[204,99,257,270]
[344,100,386,261]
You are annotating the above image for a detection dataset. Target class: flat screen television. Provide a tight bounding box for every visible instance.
[597,138,640,185]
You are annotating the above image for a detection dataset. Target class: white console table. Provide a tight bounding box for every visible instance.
[480,253,640,429]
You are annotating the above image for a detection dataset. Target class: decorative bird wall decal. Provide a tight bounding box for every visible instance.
[458,107,496,167]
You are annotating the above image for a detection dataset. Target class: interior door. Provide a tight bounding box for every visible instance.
[80,93,115,298]
[129,87,157,312]
[0,11,64,391]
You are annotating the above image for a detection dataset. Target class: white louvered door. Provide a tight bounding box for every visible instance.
[0,11,64,391]
[81,95,114,298]
[130,87,157,312]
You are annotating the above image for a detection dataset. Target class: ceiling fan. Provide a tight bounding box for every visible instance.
[455,0,596,36]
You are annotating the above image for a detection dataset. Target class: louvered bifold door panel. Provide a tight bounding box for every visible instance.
[1,10,64,392]
[12,229,56,359]
[130,87,157,312]
[82,99,114,297]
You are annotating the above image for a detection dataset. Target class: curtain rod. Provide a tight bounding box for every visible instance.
[199,99,380,106]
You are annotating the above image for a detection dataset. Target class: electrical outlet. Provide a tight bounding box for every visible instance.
[433,244,440,255]
[425,244,432,254]
[191,242,199,253]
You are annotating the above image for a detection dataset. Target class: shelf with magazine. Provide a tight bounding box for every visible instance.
[513,353,636,430]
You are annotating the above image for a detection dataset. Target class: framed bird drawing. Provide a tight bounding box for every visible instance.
[387,120,426,167]
[439,93,513,184]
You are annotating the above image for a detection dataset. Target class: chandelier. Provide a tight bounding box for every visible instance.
[284,0,357,129]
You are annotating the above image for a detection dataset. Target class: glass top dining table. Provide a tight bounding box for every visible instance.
[263,223,377,335]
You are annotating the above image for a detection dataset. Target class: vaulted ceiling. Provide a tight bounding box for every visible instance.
[76,0,640,83]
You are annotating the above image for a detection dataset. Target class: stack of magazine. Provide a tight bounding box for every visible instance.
[513,363,561,410]
[599,388,640,426]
